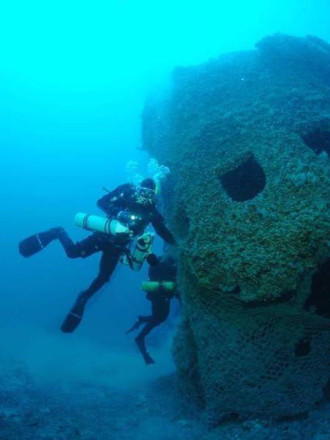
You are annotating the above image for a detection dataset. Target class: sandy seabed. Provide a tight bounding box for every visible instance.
[1,350,330,440]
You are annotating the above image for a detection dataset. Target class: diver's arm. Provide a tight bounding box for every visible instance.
[151,209,176,245]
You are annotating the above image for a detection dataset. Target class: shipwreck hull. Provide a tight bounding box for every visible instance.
[142,34,330,419]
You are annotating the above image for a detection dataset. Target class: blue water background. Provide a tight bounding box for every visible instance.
[0,0,329,386]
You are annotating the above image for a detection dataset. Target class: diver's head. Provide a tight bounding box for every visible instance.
[141,178,156,191]
[136,178,157,205]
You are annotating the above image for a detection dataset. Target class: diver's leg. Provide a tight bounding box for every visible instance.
[151,296,170,324]
[61,245,122,333]
[126,315,151,334]
[135,322,156,365]
[18,226,101,259]
[126,292,169,335]
[18,227,66,257]
[135,297,171,364]
[58,233,102,259]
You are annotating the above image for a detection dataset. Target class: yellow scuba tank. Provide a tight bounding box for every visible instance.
[130,232,155,271]
[74,212,131,237]
[141,281,176,292]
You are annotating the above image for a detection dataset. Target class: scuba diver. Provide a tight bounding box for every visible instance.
[126,253,178,365]
[18,178,176,333]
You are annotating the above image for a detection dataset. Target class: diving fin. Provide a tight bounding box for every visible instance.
[18,227,64,258]
[19,234,44,257]
[135,335,155,365]
[61,294,87,333]
[142,352,155,365]
[61,312,82,333]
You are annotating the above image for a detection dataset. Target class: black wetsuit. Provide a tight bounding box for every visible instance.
[130,255,178,364]
[19,183,175,333]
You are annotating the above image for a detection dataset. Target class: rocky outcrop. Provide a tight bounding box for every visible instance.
[142,34,330,420]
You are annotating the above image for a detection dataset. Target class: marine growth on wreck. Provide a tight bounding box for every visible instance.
[142,34,330,420]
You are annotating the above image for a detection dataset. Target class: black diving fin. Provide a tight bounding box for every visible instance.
[18,228,63,258]
[61,312,82,333]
